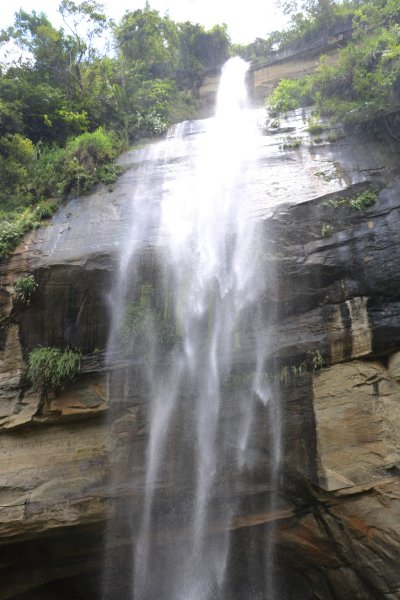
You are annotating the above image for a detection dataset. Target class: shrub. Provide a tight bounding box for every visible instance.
[0,210,39,258]
[30,146,65,199]
[307,114,325,135]
[27,347,81,398]
[25,128,124,200]
[135,110,168,137]
[323,188,379,211]
[266,77,313,114]
[97,163,124,185]
[35,200,58,220]
[349,189,378,210]
[0,134,35,165]
[65,128,114,165]
[0,134,36,210]
[13,274,38,305]
[0,203,58,259]
[60,128,116,195]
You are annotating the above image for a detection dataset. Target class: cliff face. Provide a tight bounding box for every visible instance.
[264,176,400,599]
[1,113,400,599]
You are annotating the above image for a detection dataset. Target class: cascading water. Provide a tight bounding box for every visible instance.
[103,57,282,600]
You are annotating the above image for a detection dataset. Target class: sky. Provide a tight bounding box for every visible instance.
[1,0,289,44]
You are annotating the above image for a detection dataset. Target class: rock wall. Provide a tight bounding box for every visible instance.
[1,115,400,598]
[265,175,400,598]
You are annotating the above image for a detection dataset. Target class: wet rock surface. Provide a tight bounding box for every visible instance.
[1,111,400,598]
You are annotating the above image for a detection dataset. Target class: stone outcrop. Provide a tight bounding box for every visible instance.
[258,143,400,596]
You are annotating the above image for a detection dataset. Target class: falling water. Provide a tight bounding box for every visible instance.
[103,57,282,600]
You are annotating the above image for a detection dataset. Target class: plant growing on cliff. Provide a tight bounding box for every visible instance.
[13,274,38,305]
[324,187,379,211]
[0,210,41,258]
[267,77,313,114]
[321,223,333,237]
[121,283,178,350]
[27,347,82,398]
[55,128,125,196]
[349,189,378,210]
[280,350,326,383]
[0,201,59,259]
[311,350,325,370]
[265,21,400,128]
[307,114,325,135]
[281,136,302,150]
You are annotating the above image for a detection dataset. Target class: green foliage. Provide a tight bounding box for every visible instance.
[313,25,400,123]
[277,0,337,18]
[311,349,325,370]
[321,223,333,237]
[280,350,326,384]
[266,5,400,128]
[176,22,230,87]
[277,0,356,49]
[65,127,114,164]
[0,134,35,210]
[349,188,378,210]
[97,162,124,185]
[324,187,379,210]
[281,136,302,149]
[122,284,178,350]
[133,109,169,139]
[35,199,58,219]
[0,130,123,259]
[13,274,38,304]
[236,0,354,64]
[157,319,179,350]
[307,114,325,134]
[0,1,233,261]
[0,201,58,259]
[33,129,123,199]
[27,346,81,398]
[267,77,313,113]
[29,146,65,199]
[59,127,116,195]
[123,302,148,337]
[115,8,179,80]
[0,209,40,258]
[233,33,282,62]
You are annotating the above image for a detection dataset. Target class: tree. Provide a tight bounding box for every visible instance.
[58,0,109,92]
[0,3,115,141]
[277,0,337,19]
[1,10,73,93]
[115,7,179,79]
[176,22,230,89]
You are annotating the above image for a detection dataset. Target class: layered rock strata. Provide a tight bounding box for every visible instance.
[1,117,400,598]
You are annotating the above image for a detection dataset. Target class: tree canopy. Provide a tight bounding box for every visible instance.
[0,1,231,258]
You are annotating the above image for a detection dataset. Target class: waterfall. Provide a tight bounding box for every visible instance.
[103,57,281,600]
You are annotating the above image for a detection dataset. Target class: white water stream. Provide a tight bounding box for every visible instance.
[104,57,281,600]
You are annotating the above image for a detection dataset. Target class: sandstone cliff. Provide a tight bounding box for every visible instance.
[1,108,400,599]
